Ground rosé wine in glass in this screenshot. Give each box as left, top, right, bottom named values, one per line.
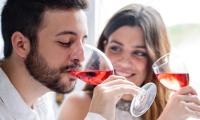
left=152, top=53, right=189, bottom=91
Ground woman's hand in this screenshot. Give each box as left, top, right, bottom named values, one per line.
left=158, top=86, right=200, bottom=120
left=88, top=75, right=140, bottom=120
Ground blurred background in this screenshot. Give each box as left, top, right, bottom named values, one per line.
left=0, top=0, right=200, bottom=119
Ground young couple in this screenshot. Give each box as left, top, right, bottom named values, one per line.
left=0, top=0, right=199, bottom=120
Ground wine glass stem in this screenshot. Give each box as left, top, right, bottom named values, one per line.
left=132, top=86, right=146, bottom=97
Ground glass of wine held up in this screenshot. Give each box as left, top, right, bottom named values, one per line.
left=70, top=44, right=157, bottom=117
left=152, top=52, right=189, bottom=91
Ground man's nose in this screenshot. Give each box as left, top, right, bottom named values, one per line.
left=70, top=45, right=84, bottom=62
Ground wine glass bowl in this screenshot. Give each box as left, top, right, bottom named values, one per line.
left=152, top=53, right=189, bottom=91
left=70, top=44, right=114, bottom=85
left=70, top=44, right=157, bottom=117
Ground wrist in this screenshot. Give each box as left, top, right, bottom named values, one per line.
left=85, top=112, right=107, bottom=120
left=89, top=110, right=115, bottom=120
left=89, top=101, right=116, bottom=120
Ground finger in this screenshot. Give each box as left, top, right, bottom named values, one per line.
left=102, top=78, right=136, bottom=87
left=101, top=75, right=126, bottom=83
left=185, top=105, right=200, bottom=119
left=177, top=86, right=197, bottom=95
left=104, top=84, right=140, bottom=97
left=181, top=95, right=200, bottom=105
left=185, top=102, right=200, bottom=112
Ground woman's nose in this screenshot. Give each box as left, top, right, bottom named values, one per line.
left=118, top=59, right=131, bottom=68
left=120, top=54, right=133, bottom=65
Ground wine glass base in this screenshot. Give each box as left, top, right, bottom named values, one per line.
left=130, top=82, right=157, bottom=117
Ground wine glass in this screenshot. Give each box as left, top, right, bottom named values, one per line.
left=152, top=52, right=189, bottom=91
left=70, top=44, right=157, bottom=117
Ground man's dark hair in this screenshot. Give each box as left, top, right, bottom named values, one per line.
left=1, top=0, right=88, bottom=58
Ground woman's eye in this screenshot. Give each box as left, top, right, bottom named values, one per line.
left=133, top=51, right=147, bottom=57
left=110, top=46, right=121, bottom=53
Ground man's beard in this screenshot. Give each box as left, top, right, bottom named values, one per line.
left=24, top=48, right=79, bottom=94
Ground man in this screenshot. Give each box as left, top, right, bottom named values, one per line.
left=0, top=0, right=138, bottom=120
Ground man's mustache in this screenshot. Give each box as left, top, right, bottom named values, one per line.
left=60, top=63, right=82, bottom=73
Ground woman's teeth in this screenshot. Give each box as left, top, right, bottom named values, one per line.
left=115, top=71, right=133, bottom=77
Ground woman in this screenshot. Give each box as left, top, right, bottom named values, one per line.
left=58, top=4, right=200, bottom=120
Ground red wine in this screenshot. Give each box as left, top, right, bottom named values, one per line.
left=156, top=73, right=189, bottom=91
left=70, top=70, right=113, bottom=85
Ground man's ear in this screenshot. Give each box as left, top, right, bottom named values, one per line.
left=11, top=32, right=30, bottom=58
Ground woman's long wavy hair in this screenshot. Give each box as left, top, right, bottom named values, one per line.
left=83, top=4, right=171, bottom=120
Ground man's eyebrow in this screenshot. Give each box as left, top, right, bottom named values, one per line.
left=56, top=30, right=88, bottom=39
left=56, top=31, right=77, bottom=36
